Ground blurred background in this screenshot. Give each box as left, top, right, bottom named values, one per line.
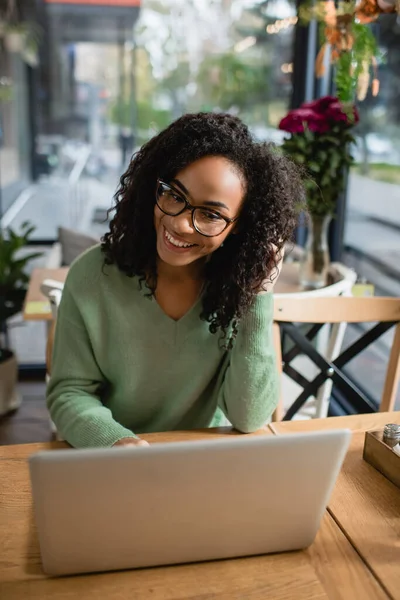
left=0, top=0, right=399, bottom=439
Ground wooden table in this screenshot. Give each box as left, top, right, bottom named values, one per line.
left=271, top=411, right=400, bottom=600
left=23, top=268, right=69, bottom=321
left=1, top=414, right=399, bottom=599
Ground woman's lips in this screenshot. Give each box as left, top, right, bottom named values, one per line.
left=162, top=226, right=196, bottom=253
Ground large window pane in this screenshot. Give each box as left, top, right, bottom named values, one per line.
left=8, top=0, right=297, bottom=366
left=346, top=14, right=400, bottom=297
left=343, top=13, right=400, bottom=410
left=7, top=0, right=297, bottom=244
left=135, top=0, right=296, bottom=146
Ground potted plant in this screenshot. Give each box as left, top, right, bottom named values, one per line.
left=279, top=96, right=358, bottom=288
left=3, top=21, right=40, bottom=63
left=0, top=222, right=42, bottom=416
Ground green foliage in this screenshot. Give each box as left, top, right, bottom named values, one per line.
left=352, top=162, right=400, bottom=185
left=336, top=24, right=381, bottom=103
left=0, top=222, right=42, bottom=326
left=109, top=99, right=171, bottom=133
left=136, top=101, right=171, bottom=132
left=352, top=22, right=381, bottom=64
left=196, top=52, right=268, bottom=111
left=298, top=0, right=382, bottom=103
left=335, top=52, right=355, bottom=104
left=282, top=127, right=355, bottom=217
left=109, top=99, right=134, bottom=129
left=3, top=20, right=42, bottom=67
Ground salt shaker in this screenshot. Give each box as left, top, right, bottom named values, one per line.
left=393, top=444, right=400, bottom=457
left=382, top=423, right=400, bottom=449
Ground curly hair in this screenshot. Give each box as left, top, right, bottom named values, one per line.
left=102, top=112, right=303, bottom=343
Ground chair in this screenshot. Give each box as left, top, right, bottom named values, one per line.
left=272, top=296, right=400, bottom=421
left=40, top=279, right=64, bottom=438
left=45, top=289, right=61, bottom=376
left=40, top=279, right=63, bottom=374
left=274, top=262, right=357, bottom=420
left=40, top=278, right=64, bottom=305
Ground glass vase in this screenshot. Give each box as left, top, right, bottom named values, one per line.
left=300, top=214, right=331, bottom=289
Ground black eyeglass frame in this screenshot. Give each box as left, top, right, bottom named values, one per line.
left=156, top=179, right=239, bottom=238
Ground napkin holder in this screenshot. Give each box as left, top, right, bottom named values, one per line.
left=363, top=430, right=400, bottom=489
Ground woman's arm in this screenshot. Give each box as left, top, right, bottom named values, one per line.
left=216, top=293, right=279, bottom=432
left=216, top=247, right=283, bottom=432
left=47, top=285, right=139, bottom=448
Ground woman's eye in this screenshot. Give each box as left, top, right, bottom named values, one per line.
left=202, top=210, right=223, bottom=221
left=161, top=186, right=184, bottom=203
left=171, top=193, right=185, bottom=203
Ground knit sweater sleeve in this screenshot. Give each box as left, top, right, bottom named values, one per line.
left=217, top=293, right=279, bottom=432
left=46, top=282, right=136, bottom=448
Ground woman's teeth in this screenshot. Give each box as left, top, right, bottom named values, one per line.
left=165, top=229, right=194, bottom=248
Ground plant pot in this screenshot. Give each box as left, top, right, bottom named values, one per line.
left=300, top=214, right=332, bottom=289
left=377, top=0, right=398, bottom=9
left=4, top=32, right=25, bottom=53
left=0, top=349, right=21, bottom=417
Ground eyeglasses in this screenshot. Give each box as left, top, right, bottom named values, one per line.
left=156, top=180, right=238, bottom=238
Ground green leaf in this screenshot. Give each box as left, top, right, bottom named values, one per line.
left=308, top=161, right=321, bottom=173
left=294, top=135, right=307, bottom=149
left=0, top=222, right=43, bottom=329
left=320, top=173, right=331, bottom=187
left=323, top=135, right=340, bottom=146
left=329, top=153, right=340, bottom=171
left=303, top=127, right=314, bottom=142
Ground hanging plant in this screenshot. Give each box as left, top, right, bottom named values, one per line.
left=4, top=24, right=26, bottom=53
left=356, top=0, right=400, bottom=22
left=2, top=21, right=41, bottom=65
left=0, top=0, right=41, bottom=68
left=299, top=0, right=398, bottom=103
left=21, top=33, right=40, bottom=67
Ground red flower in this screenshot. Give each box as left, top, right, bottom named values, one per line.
left=304, top=96, right=359, bottom=126
left=302, top=96, right=337, bottom=113
left=325, top=101, right=359, bottom=125
left=279, top=107, right=330, bottom=134
left=280, top=96, right=359, bottom=133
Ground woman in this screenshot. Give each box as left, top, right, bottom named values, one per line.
left=47, top=112, right=301, bottom=448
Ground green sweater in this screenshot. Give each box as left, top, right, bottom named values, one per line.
left=47, top=245, right=279, bottom=448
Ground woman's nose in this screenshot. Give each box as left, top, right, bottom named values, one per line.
left=170, top=210, right=195, bottom=234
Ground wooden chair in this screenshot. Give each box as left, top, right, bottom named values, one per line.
left=274, top=262, right=357, bottom=419
left=40, top=281, right=63, bottom=438
left=44, top=288, right=62, bottom=375
left=272, top=296, right=400, bottom=421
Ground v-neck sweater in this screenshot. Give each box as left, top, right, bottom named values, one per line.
left=47, top=245, right=279, bottom=448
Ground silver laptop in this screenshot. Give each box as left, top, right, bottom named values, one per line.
left=29, top=430, right=350, bottom=576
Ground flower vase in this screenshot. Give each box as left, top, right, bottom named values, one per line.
left=300, top=214, right=331, bottom=289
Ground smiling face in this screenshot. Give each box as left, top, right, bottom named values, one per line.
left=154, top=156, right=245, bottom=270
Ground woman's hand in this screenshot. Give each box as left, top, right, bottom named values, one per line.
left=112, top=437, right=150, bottom=447
left=258, top=245, right=285, bottom=294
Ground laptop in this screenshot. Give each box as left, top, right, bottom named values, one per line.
left=29, top=429, right=350, bottom=576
